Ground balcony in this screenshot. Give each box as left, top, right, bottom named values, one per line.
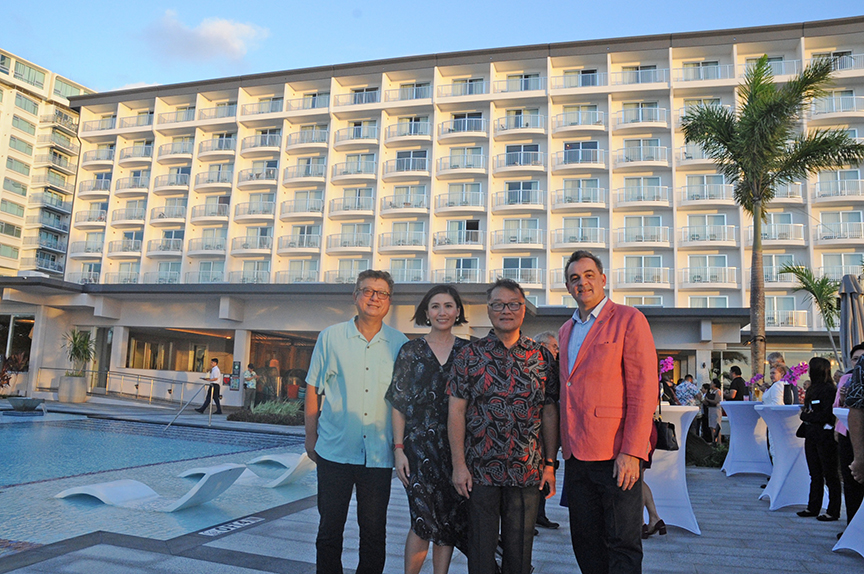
left=611, top=69, right=669, bottom=85
left=679, top=267, right=738, bottom=287
left=333, top=126, right=379, bottom=149
left=494, top=114, right=545, bottom=138
left=114, top=176, right=150, bottom=196
left=190, top=204, right=229, bottom=224
left=552, top=149, right=606, bottom=172
left=551, top=188, right=606, bottom=210
left=326, top=232, right=373, bottom=252
left=158, top=109, right=195, bottom=125
left=437, top=82, right=489, bottom=98
left=678, top=185, right=735, bottom=206
left=198, top=138, right=236, bottom=160
left=68, top=241, right=103, bottom=257
left=67, top=271, right=100, bottom=284
left=77, top=179, right=112, bottom=199
left=234, top=201, right=276, bottom=221
left=810, top=96, right=864, bottom=122
left=22, top=236, right=66, bottom=253
left=240, top=134, right=281, bottom=157
left=150, top=205, right=187, bottom=224
left=111, top=208, right=146, bottom=225
left=41, top=111, right=79, bottom=134
left=676, top=145, right=714, bottom=166
left=231, top=236, right=273, bottom=254
left=807, top=53, right=864, bottom=71
left=615, top=186, right=671, bottom=208
left=613, top=267, right=673, bottom=287
left=194, top=171, right=233, bottom=192
left=241, top=100, right=284, bottom=115
left=325, top=270, right=365, bottom=284
left=118, top=145, right=153, bottom=167
left=615, top=226, right=671, bottom=247
left=384, top=85, right=432, bottom=102
left=747, top=223, right=806, bottom=245
left=490, top=268, right=545, bottom=287
left=549, top=73, right=608, bottom=89
left=81, top=149, right=115, bottom=169
left=156, top=141, right=194, bottom=164
left=25, top=215, right=69, bottom=233
left=22, top=257, right=64, bottom=274
left=433, top=230, right=484, bottom=250
left=551, top=227, right=607, bottom=249
left=614, top=146, right=669, bottom=168
left=552, top=111, right=606, bottom=135
left=766, top=310, right=808, bottom=329
left=280, top=198, right=324, bottom=219
left=819, top=265, right=863, bottom=281
left=382, top=158, right=430, bottom=180
left=74, top=210, right=107, bottom=228
left=756, top=266, right=796, bottom=287
left=491, top=190, right=545, bottom=212
left=286, top=95, right=330, bottom=111
left=142, top=272, right=181, bottom=284
left=285, top=129, right=329, bottom=151
left=675, top=104, right=732, bottom=128
left=282, top=164, right=326, bottom=185
left=31, top=175, right=75, bottom=194
left=492, top=151, right=546, bottom=174
left=678, top=225, right=737, bottom=247
left=438, top=119, right=488, bottom=141
left=277, top=234, right=321, bottom=254
left=614, top=108, right=669, bottom=130
left=198, top=105, right=236, bottom=121
left=493, top=77, right=546, bottom=93
left=380, top=194, right=428, bottom=216
left=437, top=155, right=487, bottom=177
left=490, top=228, right=545, bottom=249
left=435, top=192, right=485, bottom=214
left=237, top=167, right=278, bottom=188
left=81, top=117, right=116, bottom=132
left=329, top=196, right=374, bottom=218
left=772, top=183, right=804, bottom=203
left=37, top=133, right=80, bottom=155
left=229, top=271, right=271, bottom=284
left=389, top=268, right=427, bottom=283
left=330, top=161, right=375, bottom=183
left=333, top=91, right=381, bottom=106
left=815, top=223, right=864, bottom=244
left=739, top=59, right=801, bottom=77
left=432, top=268, right=485, bottom=283
left=187, top=236, right=227, bottom=255
left=275, top=269, right=319, bottom=283
left=118, top=115, right=154, bottom=129
left=378, top=231, right=427, bottom=251
left=147, top=238, right=183, bottom=256
left=186, top=271, right=225, bottom=284
left=106, top=239, right=142, bottom=257
left=34, top=154, right=76, bottom=175
left=672, top=64, right=735, bottom=82
left=29, top=193, right=72, bottom=214
left=384, top=122, right=432, bottom=145
left=152, top=173, right=190, bottom=194
left=814, top=179, right=864, bottom=202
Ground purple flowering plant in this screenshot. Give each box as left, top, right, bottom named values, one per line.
left=658, top=356, right=674, bottom=382
left=782, top=362, right=809, bottom=387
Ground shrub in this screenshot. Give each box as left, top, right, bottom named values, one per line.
left=226, top=400, right=304, bottom=426
left=687, top=442, right=728, bottom=467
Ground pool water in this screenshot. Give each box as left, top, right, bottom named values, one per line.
left=0, top=417, right=301, bottom=487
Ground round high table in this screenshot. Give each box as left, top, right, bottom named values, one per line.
left=720, top=401, right=773, bottom=477
left=754, top=404, right=809, bottom=510
left=643, top=405, right=701, bottom=535
left=833, top=408, right=864, bottom=558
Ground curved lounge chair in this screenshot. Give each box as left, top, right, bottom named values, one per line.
left=182, top=453, right=315, bottom=488
left=55, top=463, right=245, bottom=512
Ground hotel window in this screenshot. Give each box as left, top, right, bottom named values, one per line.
left=288, top=259, right=318, bottom=277
left=562, top=104, right=600, bottom=126
left=399, top=82, right=430, bottom=100
left=623, top=139, right=660, bottom=161
left=623, top=215, right=662, bottom=241
left=766, top=296, right=797, bottom=327
left=622, top=65, right=656, bottom=84
left=623, top=177, right=661, bottom=200
left=686, top=174, right=725, bottom=198
left=503, top=218, right=539, bottom=243
left=341, top=222, right=372, bottom=244
left=563, top=69, right=599, bottom=87
left=14, top=93, right=38, bottom=115
left=746, top=56, right=784, bottom=75
left=813, top=50, right=854, bottom=71
left=392, top=221, right=424, bottom=244
left=562, top=217, right=599, bottom=242
left=822, top=253, right=864, bottom=279
left=452, top=78, right=485, bottom=96
left=815, top=90, right=855, bottom=114
left=0, top=200, right=24, bottom=218
left=393, top=184, right=426, bottom=203
left=690, top=296, right=728, bottom=308
left=563, top=141, right=599, bottom=162
left=0, top=244, right=19, bottom=259
left=0, top=222, right=21, bottom=239
left=622, top=101, right=659, bottom=123
left=505, top=180, right=539, bottom=204
left=390, top=258, right=424, bottom=282
left=8, top=136, right=33, bottom=156
left=349, top=119, right=376, bottom=139
left=821, top=211, right=863, bottom=238
left=352, top=87, right=379, bottom=105
left=625, top=296, right=663, bottom=307
left=0, top=54, right=10, bottom=74
left=506, top=73, right=541, bottom=91
left=682, top=61, right=720, bottom=81
left=397, top=116, right=428, bottom=135
left=817, top=169, right=859, bottom=197
left=395, top=150, right=427, bottom=170
left=54, top=78, right=81, bottom=98
left=763, top=253, right=794, bottom=282
left=302, top=92, right=329, bottom=109
left=242, top=259, right=270, bottom=274
left=452, top=112, right=483, bottom=132
left=13, top=61, right=45, bottom=88
left=687, top=255, right=727, bottom=280
left=337, top=258, right=369, bottom=277
left=624, top=255, right=663, bottom=283
left=445, top=257, right=479, bottom=282
left=11, top=115, right=35, bottom=136
left=686, top=214, right=726, bottom=239
left=5, top=158, right=30, bottom=177
left=446, top=219, right=481, bottom=243
left=562, top=178, right=600, bottom=202
left=505, top=144, right=540, bottom=165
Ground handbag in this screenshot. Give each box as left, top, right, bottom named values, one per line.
left=654, top=401, right=679, bottom=451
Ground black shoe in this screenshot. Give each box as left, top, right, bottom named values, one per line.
left=760, top=484, right=767, bottom=489
left=816, top=514, right=839, bottom=522
left=194, top=408, right=204, bottom=413
left=533, top=529, right=539, bottom=536
left=214, top=411, right=223, bottom=415
left=797, top=510, right=818, bottom=517
left=536, top=516, right=560, bottom=529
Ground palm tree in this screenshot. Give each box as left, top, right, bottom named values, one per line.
left=682, top=55, right=864, bottom=376
left=779, top=263, right=840, bottom=365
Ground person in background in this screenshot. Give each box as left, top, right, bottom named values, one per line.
left=532, top=330, right=561, bottom=531
left=726, top=366, right=747, bottom=401
left=797, top=357, right=841, bottom=522
left=242, top=363, right=258, bottom=410
left=833, top=343, right=864, bottom=536
left=705, top=379, right=724, bottom=444
left=761, top=364, right=789, bottom=406
left=699, top=383, right=712, bottom=441
left=675, top=374, right=700, bottom=407
left=195, top=358, right=222, bottom=414
left=661, top=374, right=679, bottom=405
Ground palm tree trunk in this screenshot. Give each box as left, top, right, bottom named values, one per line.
left=824, top=325, right=841, bottom=367
left=750, top=198, right=766, bottom=375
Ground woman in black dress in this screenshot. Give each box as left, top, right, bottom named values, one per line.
left=386, top=285, right=469, bottom=574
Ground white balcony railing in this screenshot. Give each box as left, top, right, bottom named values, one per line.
left=549, top=73, right=608, bottom=89
left=433, top=230, right=484, bottom=247
left=118, top=145, right=152, bottom=160
left=107, top=239, right=141, bottom=253
left=147, top=239, right=183, bottom=253
left=286, top=94, right=329, bottom=110
left=435, top=192, right=485, bottom=209
left=68, top=272, right=100, bottom=284
left=616, top=186, right=670, bottom=204
left=491, top=190, right=545, bottom=208
left=490, top=268, right=545, bottom=285
left=142, top=272, right=181, bottom=284
left=327, top=232, right=373, bottom=249
left=285, top=164, right=327, bottom=179
left=491, top=228, right=545, bottom=246
left=552, top=227, right=607, bottom=245
left=81, top=149, right=115, bottom=163
left=334, top=126, right=378, bottom=143
left=381, top=194, right=428, bottom=210
left=330, top=197, right=374, bottom=213
left=616, top=226, right=671, bottom=243
left=432, top=268, right=485, bottom=283
left=493, top=152, right=546, bottom=169
left=198, top=105, right=236, bottom=120
left=389, top=268, right=426, bottom=283
left=493, top=77, right=546, bottom=93
left=553, top=149, right=605, bottom=167
left=438, top=155, right=487, bottom=171
left=331, top=161, right=376, bottom=177
left=439, top=118, right=488, bottom=135
left=278, top=234, right=321, bottom=249
left=679, top=225, right=737, bottom=242
left=552, top=110, right=605, bottom=129
left=195, top=171, right=233, bottom=186
left=281, top=198, right=324, bottom=215
left=241, top=134, right=281, bottom=150
left=286, top=130, right=328, bottom=146
left=229, top=271, right=271, bottom=284
left=190, top=204, right=229, bottom=219
left=383, top=158, right=429, bottom=174
left=379, top=232, right=426, bottom=248
left=186, top=271, right=225, bottom=284
left=69, top=241, right=103, bottom=254
left=157, top=142, right=194, bottom=157
left=235, top=202, right=276, bottom=217
left=237, top=167, right=278, bottom=183
left=150, top=205, right=186, bottom=220
left=815, top=179, right=864, bottom=199
left=680, top=185, right=733, bottom=202
left=275, top=269, right=319, bottom=283
left=616, top=107, right=668, bottom=126
left=104, top=272, right=139, bottom=284
left=816, top=222, right=864, bottom=240
left=672, top=64, right=735, bottom=82
left=747, top=224, right=806, bottom=242
left=111, top=208, right=146, bottom=222
left=495, top=114, right=545, bottom=133
left=740, top=59, right=802, bottom=76
left=385, top=122, right=432, bottom=139
left=384, top=85, right=431, bottom=101
left=612, top=68, right=669, bottom=85
left=437, top=81, right=489, bottom=97
left=679, top=267, right=737, bottom=284
left=198, top=138, right=236, bottom=153
left=158, top=109, right=195, bottom=124
left=552, top=188, right=606, bottom=206
left=819, top=265, right=863, bottom=281
left=188, top=237, right=227, bottom=251
left=241, top=100, right=283, bottom=115
left=614, top=267, right=672, bottom=284
left=766, top=310, right=808, bottom=328
left=153, top=174, right=190, bottom=189
left=231, top=236, right=273, bottom=250
left=75, top=210, right=106, bottom=223
left=615, top=146, right=668, bottom=164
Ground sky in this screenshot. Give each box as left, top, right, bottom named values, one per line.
left=4, top=0, right=864, bottom=93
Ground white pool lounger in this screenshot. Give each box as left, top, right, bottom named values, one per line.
left=55, top=463, right=246, bottom=512
left=181, top=453, right=315, bottom=488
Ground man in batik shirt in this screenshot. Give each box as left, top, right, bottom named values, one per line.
left=448, top=278, right=559, bottom=574
left=848, top=359, right=864, bottom=485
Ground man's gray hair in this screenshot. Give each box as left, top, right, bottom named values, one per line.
left=355, top=270, right=394, bottom=294
left=533, top=331, right=557, bottom=345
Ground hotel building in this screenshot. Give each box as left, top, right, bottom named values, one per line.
left=2, top=16, right=862, bottom=404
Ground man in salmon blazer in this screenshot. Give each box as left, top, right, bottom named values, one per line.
left=558, top=250, right=658, bottom=574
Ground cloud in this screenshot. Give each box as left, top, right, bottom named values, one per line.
left=144, top=10, right=269, bottom=62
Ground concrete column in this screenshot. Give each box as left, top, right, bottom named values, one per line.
left=227, top=330, right=251, bottom=407
left=696, top=348, right=712, bottom=387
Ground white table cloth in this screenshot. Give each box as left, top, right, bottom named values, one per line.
left=644, top=405, right=701, bottom=535
left=754, top=404, right=809, bottom=510
left=833, top=408, right=864, bottom=558
left=721, top=401, right=773, bottom=477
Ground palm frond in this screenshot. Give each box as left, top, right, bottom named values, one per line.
left=779, top=263, right=840, bottom=328
left=773, top=131, right=864, bottom=184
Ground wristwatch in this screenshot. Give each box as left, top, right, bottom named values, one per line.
left=545, top=458, right=557, bottom=469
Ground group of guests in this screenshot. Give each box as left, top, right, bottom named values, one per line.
left=660, top=373, right=724, bottom=444
left=304, top=250, right=658, bottom=574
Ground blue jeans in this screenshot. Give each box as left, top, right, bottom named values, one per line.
left=315, top=456, right=392, bottom=574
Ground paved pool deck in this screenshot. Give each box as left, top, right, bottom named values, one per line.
left=1, top=398, right=862, bottom=573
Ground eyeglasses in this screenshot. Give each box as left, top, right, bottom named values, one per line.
left=488, top=302, right=524, bottom=312
left=356, top=287, right=391, bottom=300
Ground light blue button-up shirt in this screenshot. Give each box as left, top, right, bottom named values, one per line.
left=306, top=317, right=408, bottom=468
left=567, top=296, right=608, bottom=375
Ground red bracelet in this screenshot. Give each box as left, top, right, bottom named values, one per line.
left=394, top=443, right=404, bottom=450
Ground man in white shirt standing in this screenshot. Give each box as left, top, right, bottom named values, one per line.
left=196, top=358, right=223, bottom=414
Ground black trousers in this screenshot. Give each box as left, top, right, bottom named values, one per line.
left=700, top=407, right=711, bottom=442
left=804, top=427, right=842, bottom=518
left=565, top=458, right=643, bottom=574
left=198, top=383, right=221, bottom=412
left=315, top=456, right=392, bottom=574
left=839, top=432, right=864, bottom=524
left=467, top=484, right=540, bottom=574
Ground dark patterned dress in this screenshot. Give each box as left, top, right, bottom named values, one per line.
left=385, top=337, right=469, bottom=547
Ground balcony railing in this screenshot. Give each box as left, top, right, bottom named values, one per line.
left=142, top=272, right=181, bottom=284
left=75, top=210, right=106, bottom=223
left=439, top=118, right=488, bottom=135
left=616, top=226, right=671, bottom=243
left=23, top=236, right=66, bottom=251
left=748, top=223, right=806, bottom=241
left=381, top=194, right=428, bottom=210
left=191, top=203, right=228, bottom=219
left=157, top=141, right=194, bottom=157
left=158, top=109, right=195, bottom=124
left=186, top=271, right=225, bottom=284
left=82, top=149, right=115, bottom=163
left=231, top=236, right=273, bottom=250
left=491, top=268, right=545, bottom=285
left=229, top=271, right=271, bottom=284
left=119, top=145, right=153, bottom=160
left=819, top=265, right=863, bottom=281
left=493, top=151, right=545, bottom=169
left=24, top=258, right=64, bottom=273
left=237, top=167, right=278, bottom=183
left=760, top=266, right=795, bottom=283
left=79, top=179, right=112, bottom=193
left=37, top=134, right=80, bottom=154
left=35, top=154, right=75, bottom=171
left=433, top=230, right=483, bottom=247
left=153, top=174, right=190, bottom=188
left=616, top=186, right=670, bottom=204
left=330, top=197, right=374, bottom=213
left=41, top=111, right=79, bottom=132
left=195, top=171, right=233, bottom=186
left=187, top=237, right=227, bottom=251
left=740, top=60, right=802, bottom=76
left=327, top=232, right=373, bottom=249
left=198, top=138, right=236, bottom=153
left=491, top=189, right=545, bottom=208
left=67, top=272, right=100, bottom=284
left=766, top=310, right=808, bottom=328
left=615, top=146, right=668, bottom=164
left=107, top=239, right=142, bottom=253
left=331, top=161, right=375, bottom=177
left=325, top=269, right=367, bottom=284
left=774, top=183, right=803, bottom=200
left=549, top=73, right=608, bottom=89
left=111, top=208, right=146, bottom=222
left=432, top=268, right=484, bottom=283
left=379, top=232, right=426, bottom=248
left=115, top=176, right=150, bottom=191
left=275, top=269, right=319, bottom=283
left=235, top=202, right=276, bottom=216
left=437, top=82, right=489, bottom=97
left=384, top=85, right=431, bottom=101
left=285, top=164, right=327, bottom=179
left=672, top=64, right=734, bottom=82
left=147, top=239, right=183, bottom=252
left=491, top=228, right=545, bottom=246
left=151, top=205, right=187, bottom=219
left=552, top=188, right=606, bottom=206
left=815, top=179, right=864, bottom=199
left=614, top=267, right=672, bottom=284
left=679, top=225, right=737, bottom=242
left=118, top=115, right=154, bottom=128
left=436, top=192, right=485, bottom=209
left=334, top=91, right=381, bottom=106
left=616, top=108, right=668, bottom=126
left=385, top=122, right=432, bottom=139
left=612, top=68, right=669, bottom=85
left=677, top=145, right=710, bottom=162
left=286, top=130, right=328, bottom=146
left=280, top=198, right=324, bottom=215
left=388, top=268, right=426, bottom=283
left=334, top=126, right=378, bottom=143
left=286, top=95, right=329, bottom=110
left=241, top=100, right=284, bottom=115
left=553, top=149, right=605, bottom=167
left=241, top=134, right=282, bottom=150
left=198, top=105, right=236, bottom=120
left=278, top=234, right=321, bottom=249
left=552, top=111, right=605, bottom=129
left=26, top=215, right=69, bottom=232
left=680, top=184, right=733, bottom=202
left=82, top=117, right=116, bottom=131
left=495, top=114, right=545, bottom=132
left=438, top=155, right=486, bottom=171
left=384, top=158, right=429, bottom=174
left=808, top=54, right=864, bottom=71
left=29, top=193, right=72, bottom=212
left=552, top=227, right=607, bottom=245
left=817, top=222, right=864, bottom=240
left=69, top=241, right=103, bottom=254
left=493, top=77, right=546, bottom=92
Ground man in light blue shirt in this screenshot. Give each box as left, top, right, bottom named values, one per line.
left=305, top=269, right=408, bottom=574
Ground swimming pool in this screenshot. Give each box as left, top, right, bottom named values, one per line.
left=0, top=416, right=302, bottom=487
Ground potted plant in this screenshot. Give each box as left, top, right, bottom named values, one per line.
left=57, top=329, right=95, bottom=403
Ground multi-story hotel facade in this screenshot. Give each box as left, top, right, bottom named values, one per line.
left=2, top=16, right=862, bottom=403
